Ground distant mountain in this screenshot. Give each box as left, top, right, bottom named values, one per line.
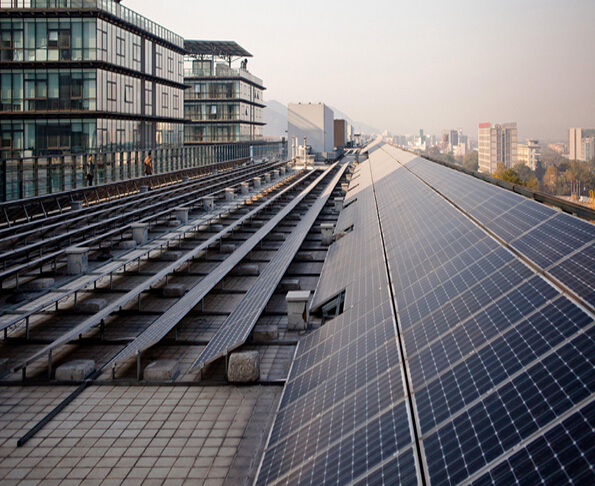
left=263, top=100, right=380, bottom=139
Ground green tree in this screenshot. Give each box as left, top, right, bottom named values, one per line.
left=494, top=162, right=523, bottom=184
left=544, top=165, right=558, bottom=193
left=462, top=152, right=479, bottom=172
left=526, top=175, right=540, bottom=191
left=513, top=162, right=535, bottom=184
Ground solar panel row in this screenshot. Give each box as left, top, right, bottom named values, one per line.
left=255, top=143, right=595, bottom=486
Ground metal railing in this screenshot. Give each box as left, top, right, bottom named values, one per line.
left=0, top=141, right=286, bottom=202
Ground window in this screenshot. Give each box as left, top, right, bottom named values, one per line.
left=125, top=84, right=133, bottom=103
left=173, top=94, right=178, bottom=110
left=133, top=41, right=141, bottom=62
left=156, top=51, right=162, bottom=70
left=161, top=92, right=168, bottom=109
left=107, top=80, right=116, bottom=101
left=167, top=56, right=173, bottom=74
left=116, top=35, right=125, bottom=58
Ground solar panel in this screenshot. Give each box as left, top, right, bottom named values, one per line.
left=188, top=162, right=349, bottom=371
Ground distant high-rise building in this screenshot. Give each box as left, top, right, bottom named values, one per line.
left=478, top=122, right=518, bottom=174
left=569, top=128, right=595, bottom=161
left=517, top=139, right=541, bottom=170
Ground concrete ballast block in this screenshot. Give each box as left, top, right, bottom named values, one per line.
left=163, top=283, right=186, bottom=297
left=253, top=177, right=261, bottom=188
left=225, top=188, right=235, bottom=201
left=167, top=219, right=180, bottom=227
left=159, top=251, right=183, bottom=261
left=220, top=244, right=235, bottom=253
left=252, top=325, right=278, bottom=342
left=203, top=197, right=214, bottom=211
left=280, top=279, right=300, bottom=291
left=25, top=278, right=55, bottom=291
left=144, top=360, right=180, bottom=381
left=55, top=360, right=95, bottom=381
left=66, top=247, right=89, bottom=275
left=120, top=240, right=137, bottom=249
left=175, top=207, right=189, bottom=224
left=71, top=201, right=83, bottom=211
left=236, top=264, right=260, bottom=276
left=227, top=351, right=260, bottom=383
left=139, top=185, right=150, bottom=194
left=321, top=223, right=334, bottom=246
left=334, top=197, right=344, bottom=212
left=286, top=290, right=311, bottom=331
left=241, top=182, right=250, bottom=195
left=264, top=173, right=271, bottom=183
left=131, top=223, right=149, bottom=245
left=182, top=175, right=190, bottom=183
left=78, top=299, right=107, bottom=313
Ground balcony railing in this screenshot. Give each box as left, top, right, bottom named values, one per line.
left=0, top=0, right=184, bottom=49
left=183, top=67, right=263, bottom=86
left=0, top=140, right=286, bottom=201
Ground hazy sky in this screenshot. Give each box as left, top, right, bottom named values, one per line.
left=126, top=0, right=594, bottom=141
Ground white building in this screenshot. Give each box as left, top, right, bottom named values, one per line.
left=287, top=103, right=334, bottom=155
left=478, top=122, right=518, bottom=174
left=517, top=140, right=541, bottom=170
left=569, top=128, right=595, bottom=161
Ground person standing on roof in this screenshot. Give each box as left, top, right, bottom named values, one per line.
left=144, top=151, right=153, bottom=176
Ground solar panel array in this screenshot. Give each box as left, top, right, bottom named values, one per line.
left=255, top=143, right=595, bottom=485
left=255, top=145, right=422, bottom=486
left=188, top=162, right=349, bottom=371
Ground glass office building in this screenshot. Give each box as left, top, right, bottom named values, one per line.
left=184, top=41, right=265, bottom=145
left=0, top=0, right=186, bottom=158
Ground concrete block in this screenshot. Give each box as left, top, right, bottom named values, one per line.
left=241, top=182, right=250, bottom=195
left=235, top=264, right=260, bottom=276
left=175, top=207, right=190, bottom=224
left=225, top=188, right=235, bottom=201
left=220, top=244, right=235, bottom=253
left=264, top=173, right=271, bottom=183
left=131, top=223, right=149, bottom=245
left=341, top=183, right=349, bottom=194
left=144, top=360, right=179, bottom=381
left=213, top=168, right=218, bottom=175
left=272, top=170, right=279, bottom=179
left=321, top=223, right=335, bottom=246
left=159, top=251, right=182, bottom=261
left=139, top=185, right=150, bottom=194
left=210, top=224, right=224, bottom=232
left=78, top=299, right=107, bottom=313
left=280, top=167, right=286, bottom=176
left=280, top=279, right=300, bottom=291
left=286, top=290, right=310, bottom=331
left=167, top=219, right=180, bottom=227
left=120, top=240, right=137, bottom=249
left=25, top=278, right=55, bottom=291
left=203, top=197, right=214, bottom=211
left=346, top=173, right=352, bottom=181
left=334, top=197, right=344, bottom=212
left=71, top=201, right=83, bottom=211
left=252, top=325, right=278, bottom=342
left=253, top=177, right=261, bottom=188
left=269, top=233, right=286, bottom=241
left=163, top=283, right=186, bottom=298
left=55, top=360, right=95, bottom=381
left=227, top=351, right=260, bottom=383
left=182, top=176, right=190, bottom=183
left=66, top=247, right=89, bottom=275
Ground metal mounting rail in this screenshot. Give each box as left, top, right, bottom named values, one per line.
left=103, top=166, right=336, bottom=373
left=189, top=161, right=349, bottom=372
left=12, top=168, right=317, bottom=375
left=0, top=160, right=290, bottom=288
left=0, top=169, right=300, bottom=332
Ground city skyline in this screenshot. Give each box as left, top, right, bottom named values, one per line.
left=125, top=0, right=595, bottom=142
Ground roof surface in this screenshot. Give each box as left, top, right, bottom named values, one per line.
left=184, top=40, right=252, bottom=58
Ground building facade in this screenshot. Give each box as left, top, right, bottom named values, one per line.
left=478, top=122, right=518, bottom=174
left=183, top=41, right=265, bottom=145
left=0, top=0, right=186, bottom=158
left=517, top=139, right=541, bottom=170
left=287, top=102, right=334, bottom=155
left=569, top=128, right=595, bottom=162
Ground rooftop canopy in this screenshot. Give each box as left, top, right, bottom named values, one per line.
left=184, top=40, right=252, bottom=61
